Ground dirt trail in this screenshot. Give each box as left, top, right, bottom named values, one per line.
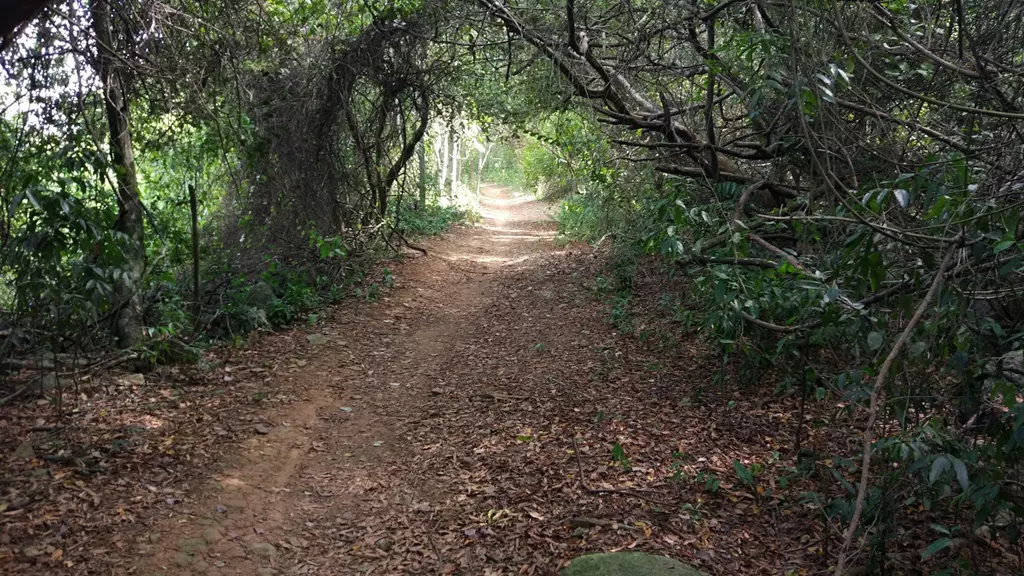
left=2, top=185, right=919, bottom=575
left=142, top=186, right=563, bottom=575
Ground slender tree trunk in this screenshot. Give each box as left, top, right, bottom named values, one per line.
left=91, top=0, right=145, bottom=349
left=418, top=138, right=426, bottom=210
left=189, top=183, right=201, bottom=313
left=380, top=90, right=430, bottom=211
left=476, top=142, right=493, bottom=196
left=450, top=135, right=459, bottom=196
left=438, top=127, right=449, bottom=192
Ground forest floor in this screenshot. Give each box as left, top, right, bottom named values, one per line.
left=1, top=185, right=844, bottom=576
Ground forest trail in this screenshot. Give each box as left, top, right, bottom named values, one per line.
left=141, top=184, right=574, bottom=575
left=122, top=182, right=808, bottom=576
left=4, top=185, right=820, bottom=576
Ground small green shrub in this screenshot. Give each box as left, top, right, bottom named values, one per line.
left=398, top=202, right=474, bottom=236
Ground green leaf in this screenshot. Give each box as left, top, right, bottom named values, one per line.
left=994, top=239, right=1016, bottom=254
left=611, top=443, right=631, bottom=471
left=921, top=537, right=952, bottom=560
left=951, top=457, right=969, bottom=492
left=733, top=460, right=755, bottom=487
left=867, top=331, right=884, bottom=351
left=929, top=455, right=950, bottom=484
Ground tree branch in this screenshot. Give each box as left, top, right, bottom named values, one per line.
left=835, top=235, right=963, bottom=575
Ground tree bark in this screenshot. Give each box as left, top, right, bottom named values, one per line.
left=476, top=142, right=493, bottom=196
left=438, top=126, right=450, bottom=192
left=379, top=90, right=431, bottom=215
left=418, top=138, right=426, bottom=210
left=189, top=183, right=201, bottom=313
left=91, top=0, right=145, bottom=349
left=450, top=135, right=460, bottom=196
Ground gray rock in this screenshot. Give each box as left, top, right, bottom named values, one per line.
left=38, top=373, right=67, bottom=391
left=201, top=527, right=223, bottom=544
left=13, top=442, right=35, bottom=460
left=306, top=333, right=329, bottom=346
left=122, top=373, right=146, bottom=386
left=173, top=551, right=195, bottom=567
left=375, top=537, right=394, bottom=551
left=561, top=552, right=705, bottom=576
left=246, top=282, right=278, bottom=312
left=985, top=350, right=1024, bottom=387
left=178, top=537, right=207, bottom=553
left=249, top=542, right=277, bottom=558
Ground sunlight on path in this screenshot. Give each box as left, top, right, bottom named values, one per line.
left=442, top=184, right=557, bottom=266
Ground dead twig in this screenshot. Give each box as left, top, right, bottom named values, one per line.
left=560, top=516, right=643, bottom=534
left=570, top=436, right=671, bottom=507
left=426, top=515, right=445, bottom=576
left=0, top=384, right=28, bottom=406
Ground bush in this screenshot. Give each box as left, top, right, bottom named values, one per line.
left=398, top=201, right=475, bottom=236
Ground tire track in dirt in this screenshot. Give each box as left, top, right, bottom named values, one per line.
left=139, top=186, right=556, bottom=576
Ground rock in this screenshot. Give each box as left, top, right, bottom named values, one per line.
left=560, top=552, right=705, bottom=576
left=249, top=542, right=277, bottom=558
left=256, top=569, right=277, bottom=576
left=374, top=537, right=394, bottom=552
left=306, top=333, right=328, bottom=346
left=178, top=537, right=207, bottom=553
left=123, top=373, right=146, bottom=386
left=340, top=407, right=353, bottom=413
left=13, top=442, right=35, bottom=460
left=246, top=282, right=278, bottom=312
left=37, top=373, right=67, bottom=391
left=173, top=551, right=195, bottom=567
left=254, top=424, right=270, bottom=435
left=22, top=546, right=43, bottom=558
left=202, top=527, right=223, bottom=544
left=985, top=350, right=1024, bottom=387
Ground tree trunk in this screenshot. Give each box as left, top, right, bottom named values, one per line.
left=418, top=138, right=426, bottom=210
left=380, top=89, right=431, bottom=214
left=91, top=0, right=145, bottom=349
left=438, top=127, right=449, bottom=192
left=476, top=142, right=493, bottom=196
left=450, top=135, right=460, bottom=196
left=189, top=183, right=201, bottom=313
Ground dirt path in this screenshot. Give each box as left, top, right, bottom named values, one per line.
left=141, top=186, right=571, bottom=575
left=3, top=185, right=840, bottom=575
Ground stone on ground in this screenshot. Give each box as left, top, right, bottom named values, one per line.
left=561, top=552, right=704, bottom=576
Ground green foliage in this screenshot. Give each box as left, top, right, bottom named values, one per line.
left=398, top=201, right=475, bottom=236
left=696, top=471, right=721, bottom=493
left=610, top=442, right=631, bottom=472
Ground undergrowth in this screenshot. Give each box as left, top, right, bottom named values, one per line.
left=140, top=197, right=473, bottom=360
